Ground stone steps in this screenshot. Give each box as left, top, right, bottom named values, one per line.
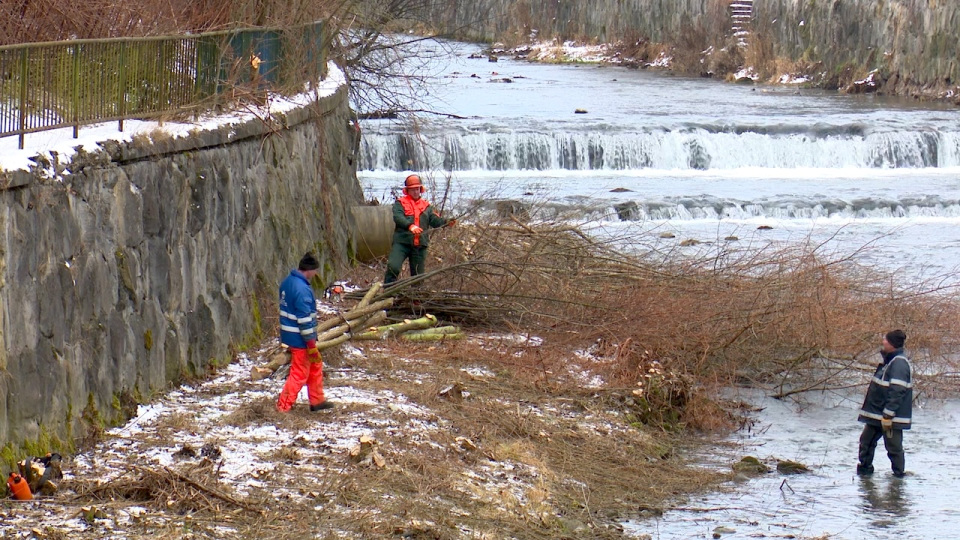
left=729, top=0, right=753, bottom=47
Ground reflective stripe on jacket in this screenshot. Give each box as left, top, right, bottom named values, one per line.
left=279, top=269, right=317, bottom=348
left=858, top=348, right=913, bottom=429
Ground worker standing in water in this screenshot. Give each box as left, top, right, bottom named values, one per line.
left=384, top=174, right=455, bottom=284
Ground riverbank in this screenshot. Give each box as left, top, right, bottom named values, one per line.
left=417, top=0, right=960, bottom=104
left=482, top=38, right=915, bottom=100
left=0, top=306, right=728, bottom=539
left=5, top=219, right=960, bottom=538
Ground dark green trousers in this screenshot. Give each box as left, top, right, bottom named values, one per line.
left=384, top=243, right=427, bottom=284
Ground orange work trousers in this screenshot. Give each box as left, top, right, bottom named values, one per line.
left=276, top=347, right=325, bottom=412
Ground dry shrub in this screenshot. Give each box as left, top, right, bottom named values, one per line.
left=0, top=0, right=348, bottom=44
left=154, top=411, right=199, bottom=434
left=743, top=25, right=821, bottom=84
left=607, top=30, right=666, bottom=68
left=379, top=221, right=960, bottom=422
left=222, top=396, right=281, bottom=426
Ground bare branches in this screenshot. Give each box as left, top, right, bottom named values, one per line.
left=352, top=220, right=960, bottom=405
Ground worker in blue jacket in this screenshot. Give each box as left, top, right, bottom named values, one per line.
left=276, top=252, right=334, bottom=412
left=857, top=329, right=912, bottom=477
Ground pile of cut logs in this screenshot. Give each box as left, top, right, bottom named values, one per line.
left=251, top=282, right=463, bottom=380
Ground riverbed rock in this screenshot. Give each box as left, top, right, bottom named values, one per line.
left=776, top=459, right=811, bottom=475
left=493, top=199, right=530, bottom=221
left=712, top=525, right=736, bottom=537
left=614, top=201, right=639, bottom=221
left=732, top=456, right=769, bottom=475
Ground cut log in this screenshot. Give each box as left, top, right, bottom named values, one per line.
left=316, top=310, right=388, bottom=343
left=400, top=326, right=464, bottom=342
left=402, top=325, right=462, bottom=336
left=353, top=314, right=438, bottom=340
left=357, top=282, right=382, bottom=308
left=315, top=298, right=394, bottom=334
left=251, top=347, right=290, bottom=381
left=401, top=331, right=464, bottom=342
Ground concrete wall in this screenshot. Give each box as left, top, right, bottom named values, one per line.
left=425, top=0, right=960, bottom=99
left=0, top=85, right=362, bottom=455
left=755, top=0, right=960, bottom=96
left=429, top=0, right=728, bottom=44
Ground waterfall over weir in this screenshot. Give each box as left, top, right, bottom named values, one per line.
left=360, top=128, right=960, bottom=171
left=358, top=39, right=960, bottom=285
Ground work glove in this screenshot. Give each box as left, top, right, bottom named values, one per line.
left=447, top=219, right=457, bottom=227
left=409, top=225, right=423, bottom=234
left=881, top=416, right=893, bottom=435
left=306, top=340, right=321, bottom=363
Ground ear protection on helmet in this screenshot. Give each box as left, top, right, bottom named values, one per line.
left=403, top=174, right=426, bottom=193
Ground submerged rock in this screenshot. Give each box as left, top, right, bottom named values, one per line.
left=614, top=201, right=639, bottom=221
left=712, top=525, right=737, bottom=537
left=732, top=456, right=770, bottom=474
left=776, top=459, right=811, bottom=475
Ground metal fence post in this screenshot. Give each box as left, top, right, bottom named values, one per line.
left=18, top=48, right=27, bottom=150
left=72, top=44, right=80, bottom=140
left=119, top=42, right=126, bottom=132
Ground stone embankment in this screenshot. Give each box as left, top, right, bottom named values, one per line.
left=421, top=0, right=960, bottom=101
left=0, top=80, right=363, bottom=457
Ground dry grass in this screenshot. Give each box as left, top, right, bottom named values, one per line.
left=28, top=306, right=738, bottom=539
left=309, top=338, right=726, bottom=538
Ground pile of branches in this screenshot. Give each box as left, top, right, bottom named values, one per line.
left=69, top=464, right=260, bottom=515
left=349, top=220, right=960, bottom=399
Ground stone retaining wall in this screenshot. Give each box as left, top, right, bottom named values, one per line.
left=0, top=85, right=362, bottom=456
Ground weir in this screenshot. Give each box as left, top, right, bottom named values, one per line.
left=360, top=129, right=960, bottom=171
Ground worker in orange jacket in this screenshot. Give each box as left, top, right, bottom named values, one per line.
left=384, top=174, right=454, bottom=284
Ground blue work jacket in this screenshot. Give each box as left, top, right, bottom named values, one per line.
left=279, top=270, right=317, bottom=348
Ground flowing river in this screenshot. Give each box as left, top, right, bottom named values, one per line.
left=356, top=40, right=960, bottom=538
left=358, top=40, right=960, bottom=284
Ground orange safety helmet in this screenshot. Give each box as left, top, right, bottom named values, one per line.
left=403, top=174, right=426, bottom=193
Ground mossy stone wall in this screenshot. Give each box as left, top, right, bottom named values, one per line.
left=0, top=85, right=362, bottom=457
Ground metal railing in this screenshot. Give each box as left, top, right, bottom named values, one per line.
left=0, top=22, right=326, bottom=149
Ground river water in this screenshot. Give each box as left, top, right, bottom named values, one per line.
left=356, top=41, right=960, bottom=538
left=629, top=389, right=960, bottom=539
left=358, top=40, right=960, bottom=284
